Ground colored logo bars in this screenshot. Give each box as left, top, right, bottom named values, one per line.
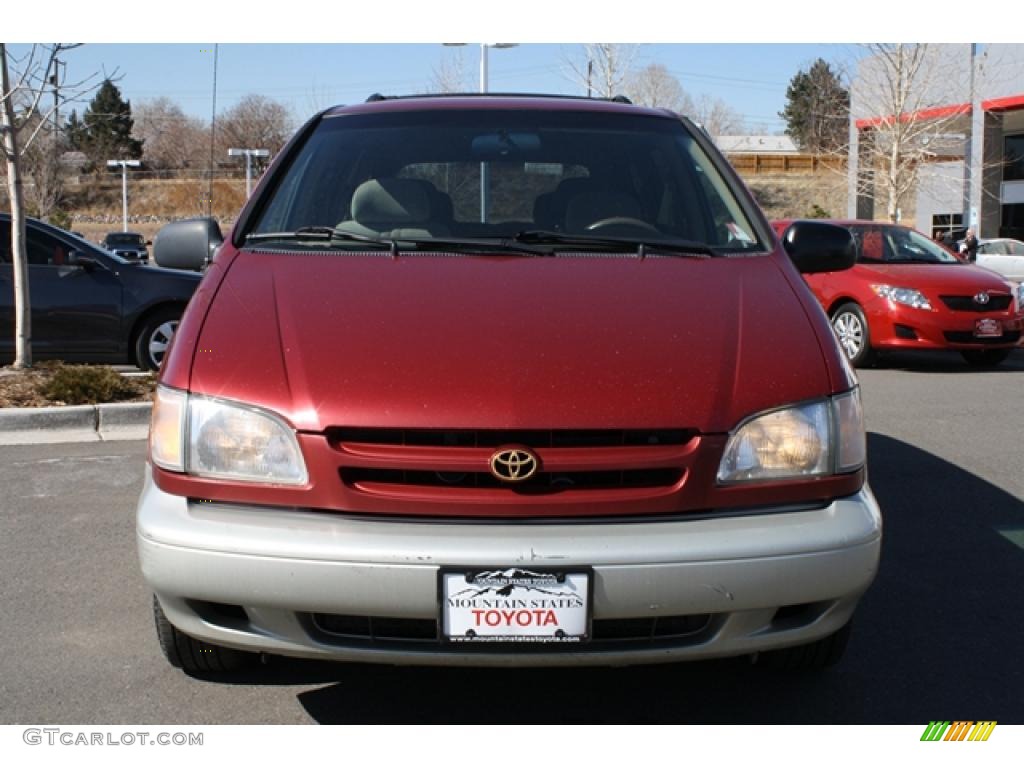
left=920, top=721, right=997, bottom=742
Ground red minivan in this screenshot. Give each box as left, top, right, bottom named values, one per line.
left=138, top=95, right=881, bottom=675
left=773, top=219, right=1024, bottom=367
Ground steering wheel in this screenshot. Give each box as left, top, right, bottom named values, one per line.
left=585, top=217, right=661, bottom=235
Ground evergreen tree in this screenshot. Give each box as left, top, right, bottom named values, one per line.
left=72, top=79, right=143, bottom=170
left=780, top=59, right=849, bottom=154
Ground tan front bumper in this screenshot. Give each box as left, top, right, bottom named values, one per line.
left=137, top=471, right=882, bottom=666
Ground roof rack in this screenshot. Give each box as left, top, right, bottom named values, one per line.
left=364, top=92, right=633, bottom=105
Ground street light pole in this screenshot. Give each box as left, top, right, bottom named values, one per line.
left=107, top=159, right=141, bottom=232
left=228, top=148, right=270, bottom=197
left=445, top=43, right=518, bottom=221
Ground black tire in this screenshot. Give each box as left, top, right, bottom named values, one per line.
left=830, top=302, right=876, bottom=367
left=755, top=621, right=852, bottom=671
left=133, top=307, right=182, bottom=371
left=961, top=348, right=1012, bottom=367
left=153, top=596, right=254, bottom=676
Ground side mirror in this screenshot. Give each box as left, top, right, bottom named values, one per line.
left=153, top=217, right=223, bottom=271
left=68, top=251, right=100, bottom=271
left=781, top=221, right=857, bottom=274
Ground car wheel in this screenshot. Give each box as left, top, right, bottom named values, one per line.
left=960, top=349, right=1012, bottom=367
left=831, top=302, right=876, bottom=367
left=153, top=596, right=254, bottom=676
left=134, top=308, right=181, bottom=371
left=754, top=621, right=852, bottom=671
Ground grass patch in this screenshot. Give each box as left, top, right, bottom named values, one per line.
left=0, top=363, right=155, bottom=407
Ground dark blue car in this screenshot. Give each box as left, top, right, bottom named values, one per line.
left=1, top=215, right=203, bottom=370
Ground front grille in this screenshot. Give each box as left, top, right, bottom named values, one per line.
left=331, top=427, right=698, bottom=505
left=310, top=612, right=713, bottom=648
left=943, top=330, right=1021, bottom=344
left=940, top=295, right=1012, bottom=312
left=342, top=467, right=683, bottom=491
left=331, top=428, right=693, bottom=448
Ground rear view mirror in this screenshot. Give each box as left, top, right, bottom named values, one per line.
left=153, top=218, right=223, bottom=271
left=781, top=221, right=856, bottom=274
left=471, top=131, right=541, bottom=159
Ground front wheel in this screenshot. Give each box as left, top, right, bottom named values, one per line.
left=134, top=308, right=181, bottom=371
left=961, top=348, right=1012, bottom=367
left=831, top=302, right=876, bottom=367
left=153, top=597, right=255, bottom=676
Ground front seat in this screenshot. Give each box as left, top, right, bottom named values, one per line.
left=337, top=178, right=450, bottom=238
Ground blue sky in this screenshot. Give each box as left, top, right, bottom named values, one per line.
left=36, top=43, right=853, bottom=134
left=7, top=0, right=988, bottom=135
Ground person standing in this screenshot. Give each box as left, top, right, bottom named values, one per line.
left=960, top=228, right=979, bottom=262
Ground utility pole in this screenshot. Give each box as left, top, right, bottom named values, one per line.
left=587, top=60, right=593, bottom=98
left=49, top=58, right=64, bottom=168
left=207, top=43, right=218, bottom=218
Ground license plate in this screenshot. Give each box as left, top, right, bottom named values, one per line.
left=974, top=318, right=1003, bottom=338
left=441, top=568, right=590, bottom=644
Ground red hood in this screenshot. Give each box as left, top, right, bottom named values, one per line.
left=186, top=249, right=834, bottom=434
left=856, top=262, right=1015, bottom=294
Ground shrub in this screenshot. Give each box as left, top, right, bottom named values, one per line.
left=41, top=364, right=146, bottom=405
left=49, top=209, right=74, bottom=231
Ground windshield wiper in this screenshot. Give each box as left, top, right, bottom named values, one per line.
left=511, top=230, right=720, bottom=258
left=244, top=227, right=399, bottom=252
left=244, top=229, right=551, bottom=257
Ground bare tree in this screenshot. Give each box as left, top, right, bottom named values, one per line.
left=689, top=94, right=747, bottom=137
left=20, top=111, right=65, bottom=218
left=850, top=44, right=973, bottom=223
left=1, top=43, right=101, bottom=368
left=624, top=64, right=686, bottom=111
left=563, top=44, right=639, bottom=98
left=428, top=49, right=471, bottom=94
left=216, top=94, right=293, bottom=160
left=134, top=97, right=209, bottom=174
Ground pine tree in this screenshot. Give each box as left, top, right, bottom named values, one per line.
left=73, top=79, right=143, bottom=170
left=780, top=59, right=849, bottom=154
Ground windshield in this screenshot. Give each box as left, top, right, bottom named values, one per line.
left=106, top=233, right=144, bottom=245
left=853, top=225, right=960, bottom=264
left=249, top=108, right=764, bottom=253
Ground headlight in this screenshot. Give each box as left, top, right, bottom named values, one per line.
left=870, top=284, right=932, bottom=310
left=150, top=385, right=307, bottom=485
left=717, top=389, right=865, bottom=484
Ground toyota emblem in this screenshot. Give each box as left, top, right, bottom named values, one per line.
left=489, top=447, right=540, bottom=483
left=974, top=291, right=990, bottom=305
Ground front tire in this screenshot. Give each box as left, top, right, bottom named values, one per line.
left=153, top=596, right=255, bottom=676
left=961, top=348, right=1011, bottom=367
left=134, top=308, right=181, bottom=371
left=831, top=302, right=876, bottom=367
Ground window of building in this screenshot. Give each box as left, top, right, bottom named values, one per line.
left=1005, top=134, right=1024, bottom=181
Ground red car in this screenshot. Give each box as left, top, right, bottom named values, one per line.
left=773, top=219, right=1024, bottom=367
left=138, top=95, right=881, bottom=674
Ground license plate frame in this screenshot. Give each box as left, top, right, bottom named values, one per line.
left=974, top=318, right=1003, bottom=338
left=439, top=567, right=593, bottom=645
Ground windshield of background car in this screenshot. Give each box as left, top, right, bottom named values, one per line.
left=105, top=233, right=144, bottom=245
left=852, top=225, right=960, bottom=264
left=248, top=108, right=765, bottom=252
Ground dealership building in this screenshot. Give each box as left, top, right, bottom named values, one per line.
left=847, top=44, right=1024, bottom=240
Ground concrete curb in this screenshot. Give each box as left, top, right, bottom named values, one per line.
left=0, top=402, right=151, bottom=445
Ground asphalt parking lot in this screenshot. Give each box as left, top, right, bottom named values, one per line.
left=0, top=348, right=1021, bottom=725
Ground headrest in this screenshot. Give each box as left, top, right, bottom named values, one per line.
left=351, top=178, right=432, bottom=227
